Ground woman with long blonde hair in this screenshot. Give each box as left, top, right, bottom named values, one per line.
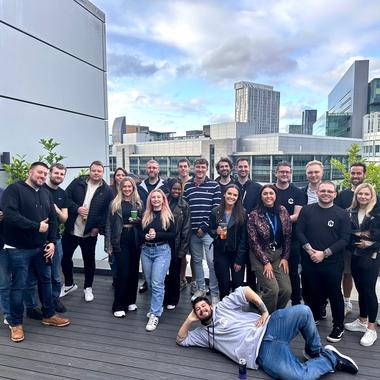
left=344, top=183, right=380, bottom=347
left=105, top=177, right=143, bottom=317
left=141, top=189, right=175, bottom=331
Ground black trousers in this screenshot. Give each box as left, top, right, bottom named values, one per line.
left=164, top=256, right=182, bottom=306
left=214, top=250, right=245, bottom=300
left=351, top=253, right=380, bottom=323
left=301, top=259, right=344, bottom=327
left=288, top=240, right=301, bottom=305
left=112, top=229, right=140, bottom=312
left=61, top=232, right=97, bottom=289
left=246, top=254, right=257, bottom=291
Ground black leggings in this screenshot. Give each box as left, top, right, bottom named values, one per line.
left=351, top=252, right=380, bottom=323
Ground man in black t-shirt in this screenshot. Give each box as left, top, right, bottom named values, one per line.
left=335, top=162, right=366, bottom=317
left=274, top=162, right=305, bottom=305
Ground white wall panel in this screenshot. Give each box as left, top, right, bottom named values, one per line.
left=0, top=24, right=106, bottom=118
left=0, top=0, right=105, bottom=69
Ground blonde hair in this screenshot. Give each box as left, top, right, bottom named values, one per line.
left=111, top=177, right=142, bottom=215
left=142, top=189, right=173, bottom=230
left=305, top=160, right=324, bottom=171
left=350, top=183, right=377, bottom=216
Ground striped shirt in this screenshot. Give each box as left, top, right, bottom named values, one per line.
left=183, top=177, right=221, bottom=232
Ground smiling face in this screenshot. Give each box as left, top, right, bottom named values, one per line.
left=236, top=160, right=250, bottom=179
left=193, top=300, right=213, bottom=322
left=261, top=187, right=276, bottom=208
left=178, top=161, right=190, bottom=178
left=49, top=167, right=66, bottom=186
left=350, top=165, right=366, bottom=188
left=29, top=165, right=48, bottom=187
left=275, top=165, right=292, bottom=185
left=170, top=182, right=182, bottom=199
left=356, top=186, right=373, bottom=207
left=114, top=169, right=126, bottom=185
left=89, top=164, right=104, bottom=183
left=224, top=187, right=239, bottom=207
left=317, top=183, right=336, bottom=205
left=121, top=180, right=134, bottom=199
left=150, top=190, right=164, bottom=210
left=194, top=163, right=208, bottom=180
left=306, top=164, right=323, bottom=185
left=146, top=162, right=159, bottom=180
left=217, top=161, right=232, bottom=178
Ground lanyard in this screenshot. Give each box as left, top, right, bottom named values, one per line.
left=265, top=212, right=278, bottom=238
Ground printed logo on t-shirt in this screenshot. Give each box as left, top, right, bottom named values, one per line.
left=219, top=317, right=228, bottom=328
left=288, top=198, right=294, bottom=205
left=327, top=220, right=334, bottom=227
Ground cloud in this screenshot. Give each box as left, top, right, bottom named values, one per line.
left=208, top=113, right=234, bottom=124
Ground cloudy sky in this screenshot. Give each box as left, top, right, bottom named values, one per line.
left=92, top=0, right=380, bottom=134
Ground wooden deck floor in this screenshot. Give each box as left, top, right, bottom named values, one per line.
left=0, top=274, right=378, bottom=379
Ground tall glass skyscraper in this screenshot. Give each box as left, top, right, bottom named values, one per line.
left=301, top=109, right=317, bottom=134
left=234, top=81, right=280, bottom=134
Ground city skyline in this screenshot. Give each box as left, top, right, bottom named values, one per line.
left=92, top=0, right=380, bottom=134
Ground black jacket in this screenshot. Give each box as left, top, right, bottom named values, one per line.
left=235, top=179, right=261, bottom=214
left=170, top=197, right=191, bottom=259
left=1, top=181, right=57, bottom=249
left=104, top=204, right=143, bottom=253
left=65, top=176, right=113, bottom=235
left=348, top=206, right=380, bottom=256
left=0, top=188, right=5, bottom=249
left=209, top=207, right=248, bottom=265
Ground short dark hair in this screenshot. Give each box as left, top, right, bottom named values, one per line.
left=236, top=157, right=250, bottom=166
left=350, top=162, right=366, bottom=173
left=194, top=158, right=209, bottom=167
left=216, top=157, right=233, bottom=170
left=275, top=161, right=292, bottom=171
left=30, top=161, right=49, bottom=170
left=177, top=158, right=190, bottom=167
left=90, top=160, right=104, bottom=169
left=191, top=296, right=211, bottom=311
left=50, top=163, right=67, bottom=173
left=318, top=180, right=336, bottom=191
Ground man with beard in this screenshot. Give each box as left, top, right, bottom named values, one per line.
left=1, top=162, right=70, bottom=342
left=177, top=286, right=358, bottom=379
left=215, top=157, right=234, bottom=194
left=335, top=163, right=366, bottom=316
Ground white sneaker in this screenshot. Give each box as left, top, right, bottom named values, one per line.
left=166, top=304, right=176, bottom=310
left=60, top=284, right=78, bottom=298
left=192, top=289, right=206, bottom=300
left=344, top=318, right=368, bottom=332
left=147, top=307, right=163, bottom=318
left=113, top=310, right=126, bottom=318
left=190, top=281, right=197, bottom=295
left=128, top=304, right=138, bottom=311
left=211, top=295, right=220, bottom=305
left=344, top=301, right=353, bottom=316
left=3, top=318, right=8, bottom=325
left=360, top=329, right=377, bottom=347
left=146, top=314, right=159, bottom=331
left=84, top=287, right=94, bottom=302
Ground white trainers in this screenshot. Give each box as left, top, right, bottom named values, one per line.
left=344, top=318, right=368, bottom=332
left=360, top=329, right=377, bottom=347
left=128, top=304, right=138, bottom=311
left=84, top=287, right=94, bottom=302
left=146, top=314, right=159, bottom=331
left=166, top=304, right=176, bottom=310
left=147, top=307, right=163, bottom=318
left=113, top=310, right=126, bottom=318
left=60, top=284, right=78, bottom=298
left=211, top=295, right=220, bottom=305
left=344, top=301, right=353, bottom=316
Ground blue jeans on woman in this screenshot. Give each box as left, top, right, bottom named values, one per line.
left=0, top=248, right=10, bottom=320
left=8, top=247, right=55, bottom=326
left=141, top=243, right=171, bottom=317
left=257, top=305, right=338, bottom=380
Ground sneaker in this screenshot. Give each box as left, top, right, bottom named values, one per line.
left=180, top=279, right=188, bottom=291
left=84, top=287, right=94, bottom=302
left=3, top=318, right=9, bottom=325
left=324, top=345, right=358, bottom=374
left=166, top=304, right=176, bottom=310
left=211, top=295, right=220, bottom=305
left=60, top=284, right=78, bottom=298
left=147, top=307, right=163, bottom=318
left=344, top=318, right=368, bottom=333
left=113, top=310, right=126, bottom=318
left=10, top=325, right=24, bottom=342
left=190, top=281, right=197, bottom=295
left=146, top=314, right=159, bottom=331
left=327, top=326, right=344, bottom=343
left=192, top=289, right=206, bottom=300
left=26, top=307, right=43, bottom=320
left=360, top=329, right=377, bottom=347
left=128, top=304, right=138, bottom=311
left=139, top=281, right=148, bottom=294
left=320, top=303, right=327, bottom=319
left=55, top=300, right=67, bottom=313
left=42, top=314, right=70, bottom=327
left=344, top=301, right=353, bottom=317
left=303, top=348, right=320, bottom=360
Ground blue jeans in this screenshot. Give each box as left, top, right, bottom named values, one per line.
left=141, top=243, right=171, bottom=317
left=0, top=248, right=10, bottom=319
left=190, top=233, right=219, bottom=296
left=257, top=305, right=337, bottom=380
left=24, top=239, right=63, bottom=309
left=8, top=248, right=55, bottom=326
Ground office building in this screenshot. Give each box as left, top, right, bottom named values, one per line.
left=288, top=125, right=302, bottom=134
left=368, top=78, right=380, bottom=113
left=302, top=109, right=317, bottom=134
left=362, top=112, right=380, bottom=163
left=234, top=81, right=280, bottom=134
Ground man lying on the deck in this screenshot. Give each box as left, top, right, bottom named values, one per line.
left=176, top=286, right=358, bottom=380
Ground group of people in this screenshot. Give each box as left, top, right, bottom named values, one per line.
left=0, top=155, right=379, bottom=378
